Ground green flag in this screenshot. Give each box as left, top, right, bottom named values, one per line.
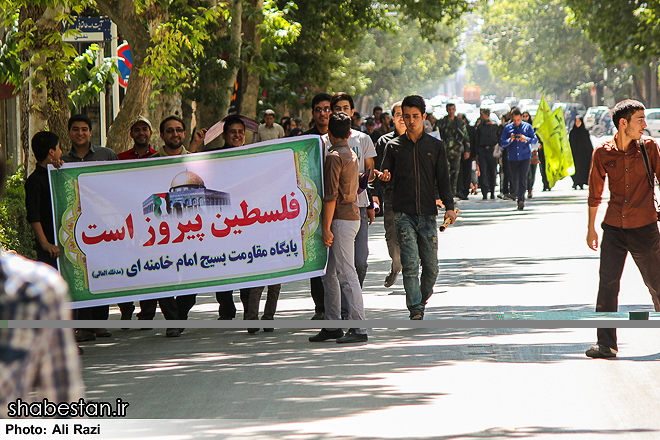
left=535, top=107, right=574, bottom=188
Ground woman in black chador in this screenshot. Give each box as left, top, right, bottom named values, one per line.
left=569, top=116, right=593, bottom=189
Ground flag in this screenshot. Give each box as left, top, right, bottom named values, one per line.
left=153, top=193, right=167, bottom=217
left=534, top=103, right=574, bottom=188
left=533, top=94, right=552, bottom=131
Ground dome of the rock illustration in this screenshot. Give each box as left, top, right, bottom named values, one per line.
left=171, top=170, right=205, bottom=189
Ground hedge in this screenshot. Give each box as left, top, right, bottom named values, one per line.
left=0, top=165, right=37, bottom=259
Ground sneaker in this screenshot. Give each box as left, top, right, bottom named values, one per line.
left=309, top=328, right=344, bottom=342
left=76, top=329, right=96, bottom=342
left=384, top=271, right=399, bottom=288
left=527, top=190, right=533, bottom=198
left=336, top=329, right=368, bottom=344
left=311, top=312, right=325, bottom=320
left=247, top=328, right=259, bottom=334
left=94, top=328, right=112, bottom=338
left=410, top=313, right=423, bottom=320
left=585, top=344, right=617, bottom=358
left=165, top=328, right=181, bottom=338
left=517, top=200, right=525, bottom=211
left=504, top=193, right=516, bottom=201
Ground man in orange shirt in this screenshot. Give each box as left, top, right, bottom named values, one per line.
left=586, top=99, right=660, bottom=358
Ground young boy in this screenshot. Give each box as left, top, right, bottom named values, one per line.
left=25, top=131, right=62, bottom=268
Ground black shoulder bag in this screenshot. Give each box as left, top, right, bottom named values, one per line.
left=638, top=138, right=660, bottom=220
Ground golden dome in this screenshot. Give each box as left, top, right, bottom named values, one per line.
left=171, top=170, right=205, bottom=189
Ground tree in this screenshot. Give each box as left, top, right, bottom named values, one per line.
left=481, top=0, right=605, bottom=99
left=329, top=18, right=462, bottom=110
left=563, top=0, right=660, bottom=105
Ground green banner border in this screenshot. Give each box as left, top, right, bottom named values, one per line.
left=50, top=137, right=325, bottom=303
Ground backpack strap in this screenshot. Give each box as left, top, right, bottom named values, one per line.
left=638, top=138, right=660, bottom=212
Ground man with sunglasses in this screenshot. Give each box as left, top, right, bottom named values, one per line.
left=304, top=93, right=333, bottom=319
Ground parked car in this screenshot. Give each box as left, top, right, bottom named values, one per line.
left=552, top=102, right=586, bottom=121
left=645, top=108, right=660, bottom=137
left=489, top=103, right=511, bottom=118
left=584, top=106, right=610, bottom=130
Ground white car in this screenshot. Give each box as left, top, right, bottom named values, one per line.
left=584, top=106, right=610, bottom=130
left=645, top=108, right=660, bottom=137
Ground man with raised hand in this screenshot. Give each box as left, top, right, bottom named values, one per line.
left=324, top=92, right=377, bottom=290
left=375, top=101, right=405, bottom=288
left=379, top=95, right=456, bottom=320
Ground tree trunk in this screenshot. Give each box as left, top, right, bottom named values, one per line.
left=242, top=0, right=263, bottom=144
left=150, top=91, right=182, bottom=150
left=26, top=6, right=63, bottom=175
left=194, top=0, right=242, bottom=150
left=47, top=77, right=71, bottom=152
left=96, top=0, right=160, bottom=153
left=219, top=0, right=242, bottom=119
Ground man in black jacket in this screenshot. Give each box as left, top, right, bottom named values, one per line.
left=379, top=95, right=457, bottom=319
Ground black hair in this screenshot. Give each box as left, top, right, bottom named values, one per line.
left=68, top=114, right=92, bottom=130
left=510, top=107, right=522, bottom=117
left=402, top=95, right=426, bottom=115
left=159, top=115, right=186, bottom=134
left=446, top=102, right=456, bottom=109
left=379, top=112, right=389, bottom=123
left=223, top=116, right=245, bottom=131
left=522, top=111, right=534, bottom=125
left=32, top=131, right=59, bottom=162
left=311, top=92, right=333, bottom=110
left=365, top=118, right=376, bottom=127
left=373, top=106, right=383, bottom=113
left=353, top=111, right=361, bottom=120
left=331, top=92, right=355, bottom=111
left=328, top=111, right=351, bottom=140
left=612, top=99, right=645, bottom=130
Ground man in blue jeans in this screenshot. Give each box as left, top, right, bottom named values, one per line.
left=499, top=107, right=538, bottom=211
left=379, top=95, right=457, bottom=320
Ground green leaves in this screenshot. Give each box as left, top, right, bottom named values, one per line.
left=68, top=44, right=119, bottom=113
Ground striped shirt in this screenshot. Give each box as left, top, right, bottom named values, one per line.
left=0, top=252, right=84, bottom=416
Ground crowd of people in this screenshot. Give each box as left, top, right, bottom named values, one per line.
left=6, top=89, right=660, bottom=358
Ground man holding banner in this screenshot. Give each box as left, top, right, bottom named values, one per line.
left=586, top=99, right=660, bottom=358
left=499, top=108, right=537, bottom=211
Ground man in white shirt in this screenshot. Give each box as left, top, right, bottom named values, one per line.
left=322, top=93, right=377, bottom=293
left=254, top=109, right=285, bottom=142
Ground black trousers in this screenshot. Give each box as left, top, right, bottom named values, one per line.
left=310, top=276, right=324, bottom=314
left=477, top=147, right=497, bottom=197
left=538, top=147, right=550, bottom=190
left=456, top=157, right=473, bottom=197
left=597, top=222, right=660, bottom=350
left=159, top=295, right=196, bottom=321
left=216, top=289, right=251, bottom=319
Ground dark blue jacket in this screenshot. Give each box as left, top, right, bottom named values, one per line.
left=500, top=121, right=537, bottom=162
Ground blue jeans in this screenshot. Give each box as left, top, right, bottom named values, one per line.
left=394, top=212, right=438, bottom=316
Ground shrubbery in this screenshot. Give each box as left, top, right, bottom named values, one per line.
left=0, top=166, right=37, bottom=259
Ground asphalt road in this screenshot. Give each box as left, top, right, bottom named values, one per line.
left=75, top=153, right=660, bottom=438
